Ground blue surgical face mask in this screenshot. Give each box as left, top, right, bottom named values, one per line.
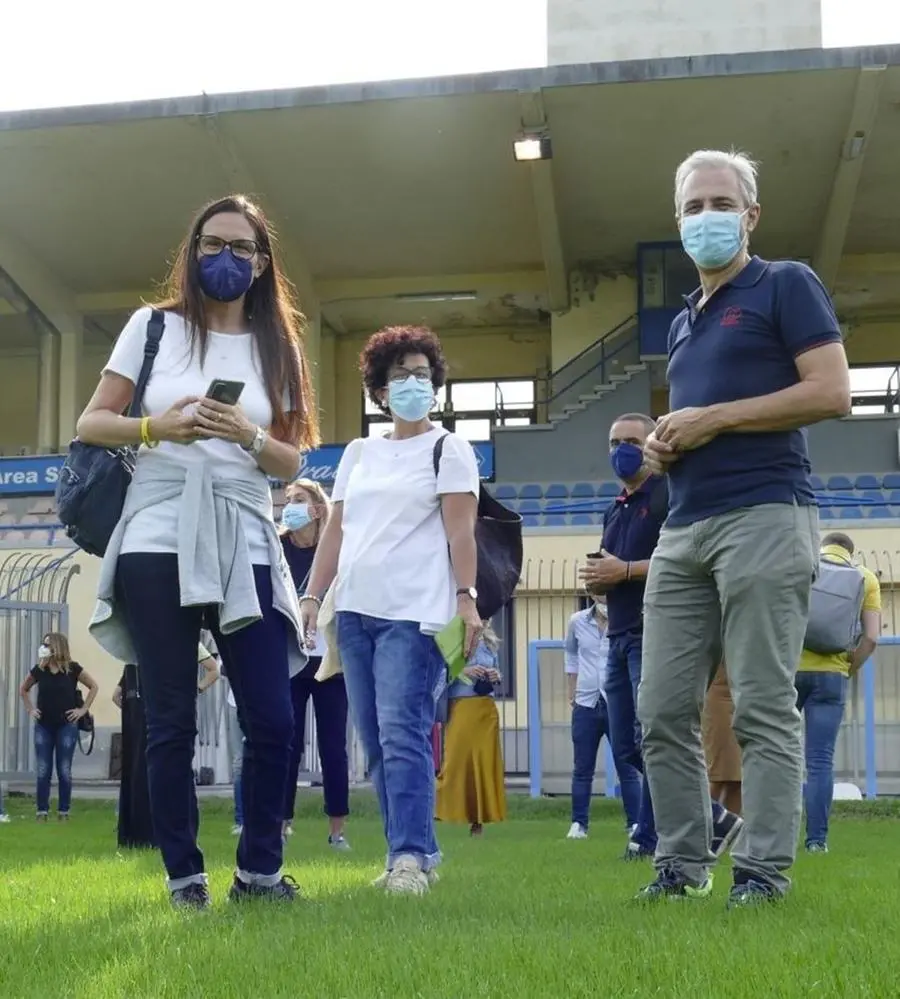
left=387, top=376, right=434, bottom=423
left=610, top=442, right=644, bottom=481
left=197, top=249, right=254, bottom=302
left=282, top=503, right=313, bottom=532
left=679, top=210, right=746, bottom=270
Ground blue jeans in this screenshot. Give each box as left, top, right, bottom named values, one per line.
left=34, top=722, right=78, bottom=814
left=336, top=612, right=442, bottom=871
left=795, top=671, right=847, bottom=847
left=606, top=630, right=657, bottom=850
left=118, top=555, right=293, bottom=889
left=571, top=700, right=641, bottom=829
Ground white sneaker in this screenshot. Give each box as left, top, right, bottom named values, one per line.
left=384, top=856, right=430, bottom=895
left=231, top=824, right=243, bottom=836
left=371, top=865, right=439, bottom=888
left=567, top=822, right=588, bottom=840
left=0, top=814, right=10, bottom=824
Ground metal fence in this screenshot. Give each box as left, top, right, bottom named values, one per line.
left=527, top=638, right=899, bottom=799
left=166, top=551, right=900, bottom=798
left=0, top=551, right=80, bottom=776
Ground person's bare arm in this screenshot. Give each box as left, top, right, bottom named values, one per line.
left=709, top=343, right=851, bottom=433
left=19, top=674, right=39, bottom=719
left=566, top=673, right=577, bottom=704
left=849, top=610, right=881, bottom=676
left=77, top=371, right=200, bottom=447
left=306, top=503, right=344, bottom=597
left=441, top=492, right=480, bottom=655
left=112, top=686, right=123, bottom=710
left=78, top=670, right=99, bottom=710
left=198, top=656, right=220, bottom=693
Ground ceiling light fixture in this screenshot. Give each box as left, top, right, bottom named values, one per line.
left=513, top=132, right=553, bottom=162
left=394, top=292, right=477, bottom=303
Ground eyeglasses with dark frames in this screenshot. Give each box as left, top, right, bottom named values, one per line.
left=196, top=234, right=261, bottom=261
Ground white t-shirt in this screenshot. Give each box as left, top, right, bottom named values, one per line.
left=332, top=427, right=480, bottom=633
left=104, top=307, right=279, bottom=563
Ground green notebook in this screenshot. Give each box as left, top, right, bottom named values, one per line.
left=435, top=615, right=467, bottom=679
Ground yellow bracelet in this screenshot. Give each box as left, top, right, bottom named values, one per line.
left=140, top=416, right=158, bottom=449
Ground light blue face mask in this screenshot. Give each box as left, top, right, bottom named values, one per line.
left=388, top=376, right=434, bottom=423
left=282, top=503, right=312, bottom=532
left=679, top=210, right=746, bottom=270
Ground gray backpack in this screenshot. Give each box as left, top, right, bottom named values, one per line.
left=803, top=558, right=865, bottom=656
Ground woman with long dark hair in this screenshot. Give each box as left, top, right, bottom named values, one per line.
left=78, top=195, right=317, bottom=909
left=19, top=632, right=98, bottom=821
left=302, top=326, right=481, bottom=895
left=279, top=478, right=350, bottom=849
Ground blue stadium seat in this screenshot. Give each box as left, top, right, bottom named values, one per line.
left=544, top=483, right=569, bottom=500
left=866, top=505, right=893, bottom=519
left=519, top=499, right=542, bottom=515
left=571, top=514, right=594, bottom=526
left=518, top=484, right=543, bottom=500
left=840, top=507, right=864, bottom=519
left=810, top=475, right=825, bottom=491
left=597, top=482, right=620, bottom=497
left=571, top=482, right=595, bottom=499
left=494, top=484, right=517, bottom=502
left=595, top=498, right=613, bottom=513
left=889, top=491, right=900, bottom=505
left=542, top=514, right=568, bottom=528
left=827, top=475, right=854, bottom=491
left=523, top=515, right=541, bottom=529
left=884, top=473, right=900, bottom=491
left=855, top=474, right=881, bottom=490
left=818, top=507, right=836, bottom=520
left=858, top=490, right=884, bottom=505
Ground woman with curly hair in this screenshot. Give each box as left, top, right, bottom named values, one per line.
left=302, top=325, right=481, bottom=895
left=78, top=195, right=316, bottom=909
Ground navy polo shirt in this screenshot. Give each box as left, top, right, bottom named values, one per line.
left=601, top=475, right=667, bottom=637
left=666, top=256, right=842, bottom=527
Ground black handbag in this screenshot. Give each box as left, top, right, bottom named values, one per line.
left=432, top=434, right=523, bottom=621
left=56, top=310, right=165, bottom=557
left=73, top=681, right=95, bottom=755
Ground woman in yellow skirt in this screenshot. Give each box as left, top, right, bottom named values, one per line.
left=435, top=628, right=507, bottom=836
left=702, top=663, right=742, bottom=816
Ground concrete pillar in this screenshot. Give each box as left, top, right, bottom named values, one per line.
left=57, top=321, right=83, bottom=446
left=317, top=330, right=337, bottom=444
left=36, top=326, right=60, bottom=453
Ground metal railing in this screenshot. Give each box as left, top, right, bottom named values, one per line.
left=536, top=315, right=639, bottom=413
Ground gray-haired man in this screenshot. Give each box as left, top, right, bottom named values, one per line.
left=638, top=149, right=850, bottom=907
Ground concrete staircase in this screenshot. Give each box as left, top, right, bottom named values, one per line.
left=549, top=362, right=649, bottom=424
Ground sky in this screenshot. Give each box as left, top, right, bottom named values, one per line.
left=0, top=0, right=897, bottom=113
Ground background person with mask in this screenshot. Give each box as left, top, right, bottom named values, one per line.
left=564, top=597, right=641, bottom=840
left=639, top=149, right=850, bottom=907
left=579, top=413, right=743, bottom=865
left=279, top=478, right=351, bottom=851
left=796, top=532, right=881, bottom=854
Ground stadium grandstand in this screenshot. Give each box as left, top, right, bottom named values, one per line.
left=0, top=26, right=899, bottom=792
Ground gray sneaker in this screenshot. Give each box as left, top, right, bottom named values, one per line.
left=329, top=834, right=351, bottom=852
left=384, top=856, right=430, bottom=895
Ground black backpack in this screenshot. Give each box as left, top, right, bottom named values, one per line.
left=432, top=434, right=523, bottom=621
left=56, top=310, right=165, bottom=557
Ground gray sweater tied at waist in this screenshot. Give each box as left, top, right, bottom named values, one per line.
left=88, top=450, right=307, bottom=676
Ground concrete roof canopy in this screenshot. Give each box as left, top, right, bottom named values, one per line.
left=0, top=43, right=898, bottom=347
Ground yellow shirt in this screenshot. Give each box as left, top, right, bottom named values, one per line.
left=798, top=545, right=881, bottom=677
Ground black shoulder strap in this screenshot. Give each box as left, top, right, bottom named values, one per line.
left=127, top=309, right=165, bottom=418
left=432, top=432, right=449, bottom=477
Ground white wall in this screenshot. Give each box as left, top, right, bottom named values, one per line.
left=548, top=0, right=822, bottom=65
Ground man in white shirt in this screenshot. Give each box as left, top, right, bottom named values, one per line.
left=565, top=599, right=641, bottom=839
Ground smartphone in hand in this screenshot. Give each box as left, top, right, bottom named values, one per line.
left=206, top=379, right=245, bottom=406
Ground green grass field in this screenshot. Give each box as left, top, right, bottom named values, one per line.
left=0, top=791, right=896, bottom=998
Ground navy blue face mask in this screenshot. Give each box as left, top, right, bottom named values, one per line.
left=198, top=250, right=254, bottom=303
left=610, top=442, right=644, bottom=480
